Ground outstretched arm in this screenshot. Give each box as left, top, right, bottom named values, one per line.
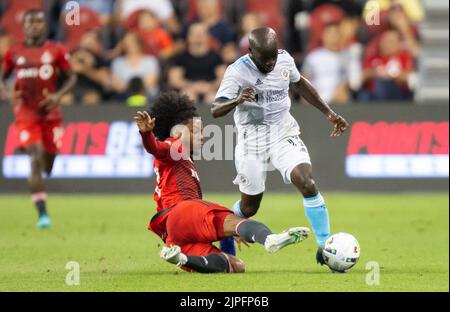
left=211, top=87, right=256, bottom=118
left=294, top=77, right=349, bottom=137
left=135, top=111, right=171, bottom=159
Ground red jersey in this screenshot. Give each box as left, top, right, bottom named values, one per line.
left=363, top=51, right=413, bottom=91
left=1, top=40, right=71, bottom=122
left=137, top=28, right=174, bottom=57
left=140, top=131, right=203, bottom=212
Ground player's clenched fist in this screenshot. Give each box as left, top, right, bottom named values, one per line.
left=236, top=87, right=256, bottom=104
left=328, top=113, right=349, bottom=137
left=134, top=111, right=156, bottom=132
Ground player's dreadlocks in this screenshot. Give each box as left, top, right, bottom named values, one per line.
left=149, top=91, right=198, bottom=140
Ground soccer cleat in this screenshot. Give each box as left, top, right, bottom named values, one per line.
left=36, top=214, right=51, bottom=229
left=316, top=247, right=326, bottom=266
left=219, top=237, right=236, bottom=256
left=264, top=227, right=310, bottom=253
left=160, top=245, right=187, bottom=266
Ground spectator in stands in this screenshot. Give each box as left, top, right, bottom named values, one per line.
left=363, top=1, right=421, bottom=57
left=311, top=0, right=364, bottom=17
left=340, top=16, right=363, bottom=94
left=387, top=3, right=421, bottom=57
left=126, top=77, right=148, bottom=107
left=360, top=29, right=414, bottom=101
left=168, top=23, right=225, bottom=104
left=302, top=23, right=361, bottom=104
left=185, top=0, right=237, bottom=64
left=111, top=32, right=160, bottom=100
left=116, top=0, right=180, bottom=35
left=68, top=30, right=111, bottom=105
left=60, top=4, right=103, bottom=52
left=136, top=10, right=175, bottom=60
left=363, top=0, right=424, bottom=26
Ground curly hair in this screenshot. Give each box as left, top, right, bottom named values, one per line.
left=149, top=91, right=198, bottom=140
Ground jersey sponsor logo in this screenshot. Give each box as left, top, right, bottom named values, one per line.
left=265, top=89, right=288, bottom=102
left=16, top=65, right=54, bottom=80
left=346, top=121, right=449, bottom=178
left=17, top=68, right=39, bottom=79
left=3, top=121, right=154, bottom=178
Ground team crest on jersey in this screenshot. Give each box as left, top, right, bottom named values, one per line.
left=19, top=130, right=30, bottom=143
left=41, top=51, right=53, bottom=64
left=236, top=174, right=250, bottom=187
left=39, top=64, right=54, bottom=80
left=281, top=67, right=290, bottom=81
left=16, top=56, right=26, bottom=66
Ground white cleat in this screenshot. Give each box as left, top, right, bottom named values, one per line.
left=159, top=245, right=187, bottom=266
left=264, top=227, right=310, bottom=253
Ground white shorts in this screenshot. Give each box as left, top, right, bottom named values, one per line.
left=233, top=134, right=311, bottom=195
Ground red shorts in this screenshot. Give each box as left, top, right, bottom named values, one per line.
left=150, top=199, right=233, bottom=256
left=15, top=119, right=63, bottom=154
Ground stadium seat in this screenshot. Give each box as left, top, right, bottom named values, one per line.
left=123, top=8, right=146, bottom=31
left=245, top=0, right=283, bottom=36
left=306, top=4, right=345, bottom=52
left=0, top=0, right=44, bottom=44
left=62, top=7, right=101, bottom=52
left=186, top=0, right=224, bottom=23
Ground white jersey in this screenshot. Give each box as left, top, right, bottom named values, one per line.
left=215, top=50, right=302, bottom=147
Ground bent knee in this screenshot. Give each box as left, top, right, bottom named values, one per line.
left=242, top=208, right=257, bottom=218
left=298, top=178, right=317, bottom=196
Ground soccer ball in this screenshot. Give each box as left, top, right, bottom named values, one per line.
left=322, top=232, right=360, bottom=273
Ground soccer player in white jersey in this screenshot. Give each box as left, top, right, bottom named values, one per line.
left=211, top=27, right=349, bottom=265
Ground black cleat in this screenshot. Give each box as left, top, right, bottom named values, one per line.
left=316, top=247, right=326, bottom=266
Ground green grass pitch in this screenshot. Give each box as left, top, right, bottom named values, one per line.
left=0, top=192, right=448, bottom=292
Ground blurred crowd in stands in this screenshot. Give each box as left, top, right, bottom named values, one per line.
left=0, top=0, right=425, bottom=106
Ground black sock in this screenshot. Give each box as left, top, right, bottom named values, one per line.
left=185, top=254, right=229, bottom=273
left=35, top=200, right=47, bottom=217
left=236, top=220, right=272, bottom=245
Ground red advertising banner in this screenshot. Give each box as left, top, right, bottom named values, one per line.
left=346, top=121, right=449, bottom=178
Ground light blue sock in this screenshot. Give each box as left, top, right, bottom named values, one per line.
left=303, top=193, right=330, bottom=248
left=232, top=200, right=246, bottom=218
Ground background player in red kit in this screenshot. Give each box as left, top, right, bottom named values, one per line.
left=135, top=91, right=310, bottom=273
left=0, top=9, right=77, bottom=228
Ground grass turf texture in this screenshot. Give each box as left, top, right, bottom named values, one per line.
left=0, top=193, right=448, bottom=292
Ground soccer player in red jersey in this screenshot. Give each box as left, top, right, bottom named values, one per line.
left=0, top=9, right=77, bottom=228
left=135, top=91, right=310, bottom=273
